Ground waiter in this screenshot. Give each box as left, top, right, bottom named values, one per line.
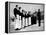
left=14, top=5, right=18, bottom=18
left=33, top=13, right=37, bottom=24
left=25, top=12, right=28, bottom=27
left=14, top=7, right=21, bottom=30
left=21, top=10, right=25, bottom=28
left=13, top=5, right=19, bottom=30
left=28, top=12, right=31, bottom=26
left=31, top=14, right=34, bottom=25
left=11, top=5, right=18, bottom=22
left=37, top=9, right=41, bottom=26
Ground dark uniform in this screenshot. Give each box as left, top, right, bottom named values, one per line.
left=37, top=9, right=41, bottom=26
left=11, top=8, right=18, bottom=22
left=14, top=9, right=21, bottom=30
left=33, top=15, right=37, bottom=24
left=14, top=8, right=18, bottom=17
left=31, top=14, right=37, bottom=25
left=31, top=15, right=34, bottom=25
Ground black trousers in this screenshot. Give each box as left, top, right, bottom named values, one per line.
left=31, top=17, right=36, bottom=25
left=38, top=20, right=41, bottom=26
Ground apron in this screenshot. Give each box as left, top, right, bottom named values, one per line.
left=25, top=18, right=28, bottom=26
left=14, top=14, right=20, bottom=29
left=22, top=17, right=25, bottom=28
left=19, top=16, right=21, bottom=29
left=29, top=17, right=31, bottom=25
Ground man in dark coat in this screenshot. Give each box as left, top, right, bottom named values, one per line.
left=31, top=14, right=34, bottom=25
left=15, top=7, right=22, bottom=30
left=33, top=14, right=37, bottom=24
left=28, top=12, right=31, bottom=26
left=11, top=5, right=18, bottom=22
left=21, top=10, right=24, bottom=20
left=14, top=5, right=18, bottom=18
left=37, top=9, right=41, bottom=26
left=25, top=12, right=28, bottom=27
left=21, top=10, right=26, bottom=28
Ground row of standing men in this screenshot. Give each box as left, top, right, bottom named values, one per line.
left=12, top=5, right=41, bottom=30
